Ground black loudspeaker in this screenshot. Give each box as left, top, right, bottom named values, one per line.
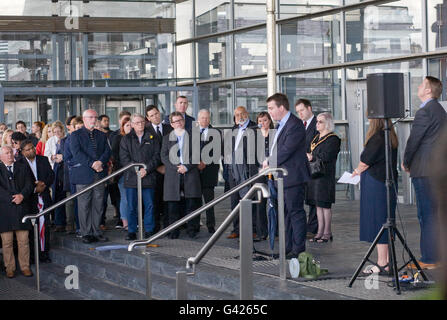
left=367, top=73, right=405, bottom=119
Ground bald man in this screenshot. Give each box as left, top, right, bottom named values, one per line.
left=69, top=109, right=111, bottom=244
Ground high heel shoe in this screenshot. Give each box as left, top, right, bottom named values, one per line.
left=309, top=235, right=322, bottom=242
left=316, top=234, right=333, bottom=243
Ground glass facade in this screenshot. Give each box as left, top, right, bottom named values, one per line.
left=1, top=0, right=447, bottom=202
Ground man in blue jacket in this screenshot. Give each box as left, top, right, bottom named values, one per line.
left=69, top=109, right=111, bottom=244
left=265, top=93, right=311, bottom=259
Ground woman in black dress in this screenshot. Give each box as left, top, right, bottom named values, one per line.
left=306, top=113, right=341, bottom=243
left=352, top=118, right=398, bottom=275
left=254, top=111, right=274, bottom=241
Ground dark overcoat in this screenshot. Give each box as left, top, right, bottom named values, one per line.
left=161, top=130, right=201, bottom=201
left=0, top=161, right=35, bottom=233
left=306, top=133, right=341, bottom=205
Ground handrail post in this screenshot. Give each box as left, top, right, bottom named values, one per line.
left=136, top=167, right=144, bottom=240
left=145, top=250, right=152, bottom=299
left=32, top=219, right=40, bottom=292
left=239, top=199, right=253, bottom=300
left=176, top=271, right=187, bottom=300
left=277, top=177, right=286, bottom=281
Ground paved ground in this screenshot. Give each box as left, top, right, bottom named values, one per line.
left=0, top=187, right=441, bottom=300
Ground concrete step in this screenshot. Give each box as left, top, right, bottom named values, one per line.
left=50, top=234, right=352, bottom=300
left=49, top=247, right=238, bottom=300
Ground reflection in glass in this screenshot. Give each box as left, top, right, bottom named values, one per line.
left=234, top=28, right=267, bottom=76
left=235, top=78, right=267, bottom=121
left=196, top=36, right=231, bottom=80
left=176, top=0, right=194, bottom=41
left=234, top=0, right=266, bottom=28
left=195, top=1, right=231, bottom=36
left=346, top=1, right=422, bottom=62
left=281, top=70, right=342, bottom=120
left=428, top=0, right=447, bottom=51
left=428, top=58, right=447, bottom=101
left=280, top=14, right=341, bottom=70
left=87, top=33, right=174, bottom=80
left=198, top=83, right=233, bottom=125
left=279, top=0, right=340, bottom=19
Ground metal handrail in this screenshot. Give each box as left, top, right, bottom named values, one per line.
left=22, top=162, right=146, bottom=223
left=22, top=162, right=146, bottom=293
left=186, top=183, right=269, bottom=271
left=127, top=167, right=288, bottom=251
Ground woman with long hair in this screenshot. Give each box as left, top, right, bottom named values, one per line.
left=254, top=111, right=275, bottom=241
left=111, top=116, right=132, bottom=231
left=36, top=124, right=52, bottom=156
left=352, top=118, right=399, bottom=275
left=1, top=129, right=14, bottom=147
left=31, top=121, right=44, bottom=140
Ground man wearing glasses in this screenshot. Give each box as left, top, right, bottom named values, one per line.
left=69, top=109, right=111, bottom=244
left=120, top=114, right=161, bottom=241
left=161, top=112, right=202, bottom=239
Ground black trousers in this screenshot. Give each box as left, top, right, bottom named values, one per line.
left=154, top=174, right=169, bottom=232
left=229, top=176, right=257, bottom=235
left=101, top=182, right=120, bottom=225
left=167, top=198, right=201, bottom=234
left=284, top=184, right=306, bottom=255
left=306, top=205, right=318, bottom=234
left=29, top=214, right=51, bottom=263
left=201, top=187, right=216, bottom=229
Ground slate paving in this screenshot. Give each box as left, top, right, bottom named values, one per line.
left=0, top=187, right=441, bottom=300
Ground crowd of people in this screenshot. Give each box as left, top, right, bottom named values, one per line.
left=0, top=76, right=445, bottom=281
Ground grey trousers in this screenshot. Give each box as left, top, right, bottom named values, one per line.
left=76, top=177, right=106, bottom=237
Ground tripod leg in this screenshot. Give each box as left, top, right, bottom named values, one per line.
left=348, top=227, right=386, bottom=288
left=394, top=228, right=429, bottom=281
left=388, top=227, right=401, bottom=294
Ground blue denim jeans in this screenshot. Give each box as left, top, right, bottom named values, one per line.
left=412, top=177, right=438, bottom=264
left=125, top=187, right=155, bottom=234
left=118, top=177, right=128, bottom=222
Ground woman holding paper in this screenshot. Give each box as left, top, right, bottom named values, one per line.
left=306, top=113, right=341, bottom=243
left=352, top=118, right=398, bottom=275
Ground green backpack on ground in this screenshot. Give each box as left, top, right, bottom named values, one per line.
left=298, top=252, right=328, bottom=279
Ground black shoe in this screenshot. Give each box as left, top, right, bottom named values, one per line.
left=96, top=235, right=109, bottom=242
left=82, top=235, right=94, bottom=244
left=208, top=227, right=215, bottom=234
left=115, top=220, right=123, bottom=229
left=286, top=252, right=298, bottom=260
left=187, top=231, right=198, bottom=239
left=125, top=233, right=137, bottom=241
left=144, top=231, right=156, bottom=238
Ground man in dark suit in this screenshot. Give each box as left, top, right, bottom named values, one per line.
left=295, top=98, right=318, bottom=237
left=226, top=106, right=259, bottom=239
left=0, top=145, right=35, bottom=278
left=163, top=96, right=195, bottom=131
left=146, top=105, right=173, bottom=232
left=69, top=109, right=111, bottom=244
left=19, top=139, right=55, bottom=263
left=161, top=112, right=202, bottom=239
left=197, top=109, right=220, bottom=234
left=265, top=93, right=311, bottom=259
left=403, top=76, right=447, bottom=269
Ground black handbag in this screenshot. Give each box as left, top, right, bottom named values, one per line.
left=309, top=157, right=325, bottom=178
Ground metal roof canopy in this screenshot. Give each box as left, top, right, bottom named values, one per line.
left=0, top=85, right=199, bottom=123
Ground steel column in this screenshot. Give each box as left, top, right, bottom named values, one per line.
left=239, top=199, right=253, bottom=300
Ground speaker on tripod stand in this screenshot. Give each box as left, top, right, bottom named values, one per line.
left=348, top=73, right=429, bottom=294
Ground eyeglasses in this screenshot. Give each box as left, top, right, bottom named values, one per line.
left=132, top=121, right=145, bottom=125
left=171, top=119, right=184, bottom=124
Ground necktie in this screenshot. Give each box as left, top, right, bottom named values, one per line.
left=200, top=128, right=205, bottom=149
left=275, top=123, right=280, bottom=130
left=89, top=131, right=97, bottom=156
left=7, top=165, right=13, bottom=179
left=304, top=121, right=307, bottom=128
left=156, top=125, right=162, bottom=139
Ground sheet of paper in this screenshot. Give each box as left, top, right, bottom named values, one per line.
left=337, top=171, right=360, bottom=185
